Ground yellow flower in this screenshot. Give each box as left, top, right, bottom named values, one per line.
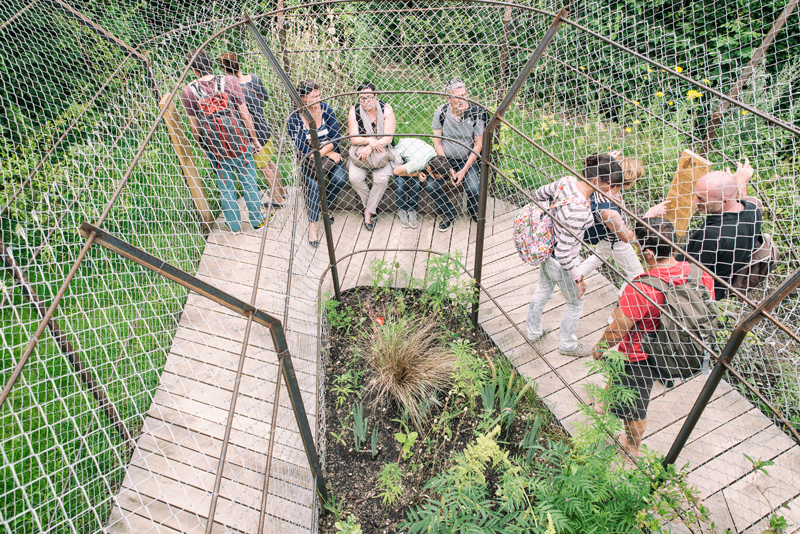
left=634, top=101, right=640, bottom=106
left=580, top=66, right=586, bottom=70
left=648, top=68, right=653, bottom=73
left=634, top=120, right=641, bottom=124
left=742, top=110, right=749, bottom=115
left=643, top=75, right=649, bottom=79
left=686, top=89, right=703, bottom=100
left=608, top=146, right=612, bottom=149
left=674, top=66, right=684, bottom=73
left=703, top=78, right=711, bottom=84
left=656, top=92, right=664, bottom=97
left=625, top=128, right=632, bottom=133
left=668, top=101, right=674, bottom=105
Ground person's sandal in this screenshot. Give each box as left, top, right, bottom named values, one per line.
left=363, top=215, right=374, bottom=232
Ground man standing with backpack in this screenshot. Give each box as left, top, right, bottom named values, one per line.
left=181, top=49, right=266, bottom=233
left=591, top=218, right=717, bottom=457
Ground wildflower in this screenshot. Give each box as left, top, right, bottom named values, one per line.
left=674, top=66, right=683, bottom=73
left=686, top=89, right=703, bottom=100
left=742, top=110, right=749, bottom=115
left=703, top=78, right=711, bottom=84
left=625, top=128, right=632, bottom=133
left=327, top=26, right=336, bottom=35
left=668, top=101, right=674, bottom=105
left=648, top=68, right=653, bottom=73
left=634, top=120, right=640, bottom=124
left=376, top=317, right=384, bottom=325
left=580, top=66, right=586, bottom=70
left=634, top=100, right=640, bottom=106
left=655, top=92, right=664, bottom=97
left=643, top=75, right=648, bottom=80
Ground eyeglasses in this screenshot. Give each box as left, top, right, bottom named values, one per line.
left=358, top=94, right=375, bottom=102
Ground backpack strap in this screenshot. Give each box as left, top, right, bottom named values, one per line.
left=437, top=104, right=447, bottom=128
left=632, top=273, right=671, bottom=295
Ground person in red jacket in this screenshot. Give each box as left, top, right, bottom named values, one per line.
left=591, top=218, right=714, bottom=456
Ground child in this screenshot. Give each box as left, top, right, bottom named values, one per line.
left=580, top=151, right=667, bottom=294
left=392, top=137, right=451, bottom=228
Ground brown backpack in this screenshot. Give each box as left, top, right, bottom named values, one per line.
left=730, top=233, right=779, bottom=292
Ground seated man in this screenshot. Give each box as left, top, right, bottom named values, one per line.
left=393, top=138, right=451, bottom=229
left=676, top=159, right=761, bottom=300
left=591, top=218, right=714, bottom=457
left=428, top=78, right=485, bottom=231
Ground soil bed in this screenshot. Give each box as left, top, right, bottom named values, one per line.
left=319, top=286, right=565, bottom=533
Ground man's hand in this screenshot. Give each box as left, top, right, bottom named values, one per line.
left=327, top=152, right=342, bottom=164
left=643, top=200, right=670, bottom=218
left=575, top=276, right=587, bottom=298
left=591, top=346, right=604, bottom=360
left=370, top=139, right=385, bottom=153
left=418, top=171, right=427, bottom=183
left=357, top=145, right=372, bottom=161
left=252, top=140, right=262, bottom=154
left=452, top=167, right=467, bottom=186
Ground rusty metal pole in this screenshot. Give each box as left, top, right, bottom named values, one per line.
left=244, top=13, right=342, bottom=301
left=702, top=0, right=798, bottom=154
left=663, top=267, right=800, bottom=467
left=0, top=242, right=131, bottom=445
left=471, top=7, right=568, bottom=328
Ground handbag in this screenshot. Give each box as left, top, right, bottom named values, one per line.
left=348, top=145, right=392, bottom=170
left=302, top=151, right=338, bottom=178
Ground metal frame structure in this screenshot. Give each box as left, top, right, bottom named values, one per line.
left=2, top=1, right=800, bottom=531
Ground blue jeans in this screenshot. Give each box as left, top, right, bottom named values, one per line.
left=213, top=150, right=264, bottom=232
left=395, top=175, right=421, bottom=212
left=424, top=158, right=480, bottom=221
left=303, top=161, right=347, bottom=222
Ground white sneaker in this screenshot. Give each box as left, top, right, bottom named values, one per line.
left=398, top=210, right=410, bottom=228
left=407, top=210, right=419, bottom=228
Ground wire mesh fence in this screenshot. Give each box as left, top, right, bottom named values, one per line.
left=1, top=0, right=799, bottom=532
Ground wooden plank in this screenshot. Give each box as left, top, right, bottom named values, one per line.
left=330, top=211, right=364, bottom=295
left=689, top=424, right=796, bottom=500
left=722, top=447, right=800, bottom=531
left=664, top=150, right=712, bottom=238
left=104, top=504, right=185, bottom=534
left=341, top=211, right=376, bottom=290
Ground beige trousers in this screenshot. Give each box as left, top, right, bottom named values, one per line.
left=348, top=161, right=393, bottom=215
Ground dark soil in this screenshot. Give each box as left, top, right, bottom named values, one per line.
left=319, top=287, right=566, bottom=534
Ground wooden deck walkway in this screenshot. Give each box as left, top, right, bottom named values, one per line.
left=106, top=192, right=800, bottom=534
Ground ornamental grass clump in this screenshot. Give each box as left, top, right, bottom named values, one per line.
left=365, top=315, right=456, bottom=429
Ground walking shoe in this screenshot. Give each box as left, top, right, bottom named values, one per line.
left=437, top=217, right=453, bottom=232
left=408, top=210, right=419, bottom=228
left=559, top=343, right=593, bottom=358
left=527, top=330, right=547, bottom=342
left=363, top=215, right=374, bottom=232
left=398, top=210, right=410, bottom=228
left=253, top=212, right=274, bottom=230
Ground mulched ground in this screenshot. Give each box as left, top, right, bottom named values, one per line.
left=319, top=287, right=566, bottom=533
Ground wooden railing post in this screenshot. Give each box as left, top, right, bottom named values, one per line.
left=158, top=94, right=214, bottom=229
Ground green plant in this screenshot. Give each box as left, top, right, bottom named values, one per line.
left=481, top=367, right=531, bottom=432
left=370, top=257, right=393, bottom=296
left=324, top=299, right=354, bottom=335
left=766, top=514, right=789, bottom=533
left=377, top=462, right=404, bottom=506
left=364, top=315, right=456, bottom=429
left=450, top=338, right=490, bottom=408
left=519, top=415, right=544, bottom=467
left=334, top=514, right=362, bottom=534
left=744, top=454, right=775, bottom=475
left=352, top=403, right=368, bottom=451
left=371, top=424, right=379, bottom=459
left=395, top=430, right=418, bottom=461
left=423, top=252, right=477, bottom=316
left=332, top=370, right=361, bottom=409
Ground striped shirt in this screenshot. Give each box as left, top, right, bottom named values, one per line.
left=533, top=176, right=592, bottom=281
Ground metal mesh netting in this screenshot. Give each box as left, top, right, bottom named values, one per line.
left=1, top=0, right=799, bottom=533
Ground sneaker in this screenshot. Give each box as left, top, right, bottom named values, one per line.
left=559, top=343, right=592, bottom=358
left=407, top=210, right=419, bottom=228
left=527, top=330, right=546, bottom=342
left=253, top=212, right=274, bottom=230
left=437, top=217, right=453, bottom=232
left=398, top=210, right=410, bottom=228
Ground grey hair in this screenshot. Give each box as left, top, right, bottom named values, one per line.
left=444, top=78, right=466, bottom=94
